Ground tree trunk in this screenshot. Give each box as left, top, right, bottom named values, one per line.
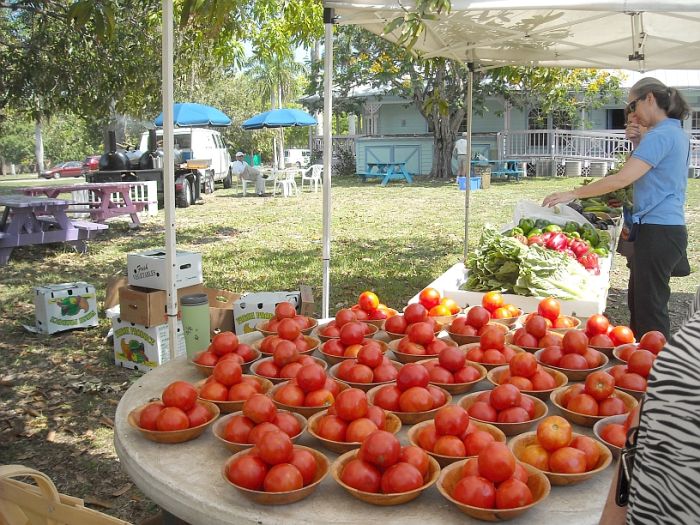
left=431, top=118, right=454, bottom=179
left=34, top=118, right=44, bottom=174
left=277, top=83, right=285, bottom=170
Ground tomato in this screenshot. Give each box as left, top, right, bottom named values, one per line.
left=212, top=331, right=238, bottom=356
left=529, top=370, right=556, bottom=391
left=359, top=430, right=401, bottom=468
left=465, top=346, right=485, bottom=363
left=273, top=301, right=296, bottom=320
left=482, top=291, right=504, bottom=313
left=295, top=363, right=326, bottom=393
left=359, top=291, right=380, bottom=312
left=339, top=322, right=365, bottom=346
left=396, top=363, right=430, bottom=391
left=536, top=415, right=572, bottom=451
left=304, top=388, right=335, bottom=407
left=585, top=314, right=610, bottom=336
left=509, top=352, right=537, bottom=378
left=212, top=359, right=243, bottom=387
left=624, top=404, right=640, bottom=433
left=431, top=435, right=465, bottom=457
left=478, top=442, right=516, bottom=483
left=589, top=334, right=615, bottom=347
left=466, top=306, right=491, bottom=329
left=453, top=475, right=496, bottom=509
left=243, top=393, right=277, bottom=424
left=559, top=384, right=584, bottom=407
left=346, top=418, right=379, bottom=443
left=234, top=344, right=256, bottom=362
left=223, top=414, right=255, bottom=443
left=384, top=315, right=408, bottom=334
left=460, top=457, right=480, bottom=478
left=495, top=478, right=533, bottom=509
left=520, top=443, right=550, bottom=470
left=638, top=331, right=666, bottom=354
left=525, top=315, right=548, bottom=338
left=290, top=448, right=317, bottom=486
left=264, top=463, right=303, bottom=492
left=334, top=388, right=368, bottom=422
left=617, top=343, right=638, bottom=362
left=316, top=414, right=348, bottom=441
left=481, top=349, right=505, bottom=365
left=259, top=335, right=281, bottom=354
left=537, top=297, right=560, bottom=322
left=273, top=383, right=305, bottom=406
left=428, top=365, right=453, bottom=384
left=161, top=381, right=197, bottom=411
left=559, top=353, right=589, bottom=369
left=277, top=318, right=301, bottom=341
left=416, top=423, right=439, bottom=451
left=373, top=385, right=402, bottom=411
left=227, top=454, right=268, bottom=490
left=467, top=401, right=498, bottom=422
left=271, top=412, right=301, bottom=438
left=320, top=324, right=341, bottom=338
left=193, top=351, right=218, bottom=366
left=440, top=297, right=461, bottom=315
left=404, top=303, right=429, bottom=324
left=567, top=393, right=599, bottom=416
left=480, top=327, right=505, bottom=351
left=454, top=365, right=481, bottom=383
left=514, top=332, right=539, bottom=348
left=539, top=333, right=563, bottom=348
left=340, top=459, right=381, bottom=493
left=492, top=307, right=513, bottom=319
left=627, top=349, right=655, bottom=377
left=600, top=423, right=627, bottom=448
left=356, top=344, right=382, bottom=369
left=426, top=384, right=447, bottom=408
left=610, top=325, right=635, bottom=346
left=371, top=363, right=397, bottom=383
left=139, top=402, right=165, bottom=430
left=155, top=407, right=189, bottom=431
left=406, top=322, right=435, bottom=346
left=228, top=382, right=258, bottom=402
left=506, top=376, right=533, bottom=391
left=425, top=338, right=449, bottom=355
left=553, top=316, right=576, bottom=329
left=562, top=330, right=588, bottom=355
left=549, top=446, right=587, bottom=474
left=419, top=287, right=442, bottom=310
left=490, top=384, right=522, bottom=411
left=398, top=446, right=429, bottom=479
left=258, top=429, right=294, bottom=465
left=497, top=407, right=530, bottom=423
left=248, top=422, right=279, bottom=444
left=584, top=370, right=615, bottom=401
left=617, top=372, right=647, bottom=391
left=463, top=430, right=496, bottom=456
left=399, top=387, right=433, bottom=412
left=607, top=364, right=627, bottom=383
left=199, top=379, right=229, bottom=401
left=583, top=347, right=602, bottom=368
left=570, top=435, right=600, bottom=471
left=434, top=405, right=469, bottom=437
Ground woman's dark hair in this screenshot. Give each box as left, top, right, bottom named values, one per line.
left=631, top=77, right=690, bottom=120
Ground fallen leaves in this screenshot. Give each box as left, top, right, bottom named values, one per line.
left=111, top=483, right=132, bottom=497
left=83, top=495, right=114, bottom=509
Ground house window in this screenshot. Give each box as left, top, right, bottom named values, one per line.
left=528, top=108, right=548, bottom=147
left=692, top=111, right=700, bottom=131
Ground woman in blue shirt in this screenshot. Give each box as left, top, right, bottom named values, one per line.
left=543, top=77, right=690, bottom=338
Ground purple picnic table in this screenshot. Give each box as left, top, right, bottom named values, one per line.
left=0, top=195, right=108, bottom=265
left=21, top=182, right=152, bottom=226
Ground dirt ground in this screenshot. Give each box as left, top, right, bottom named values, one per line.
left=0, top=264, right=696, bottom=524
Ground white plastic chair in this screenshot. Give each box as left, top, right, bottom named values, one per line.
left=301, top=164, right=323, bottom=192
left=273, top=168, right=300, bottom=197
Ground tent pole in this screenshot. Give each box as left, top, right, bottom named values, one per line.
left=162, top=0, right=178, bottom=358
left=322, top=8, right=335, bottom=319
left=463, top=63, right=474, bottom=262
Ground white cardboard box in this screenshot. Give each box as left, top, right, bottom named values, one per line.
left=127, top=249, right=203, bottom=290
left=233, top=291, right=302, bottom=335
left=112, top=316, right=186, bottom=371
left=33, top=282, right=98, bottom=334
left=411, top=261, right=610, bottom=318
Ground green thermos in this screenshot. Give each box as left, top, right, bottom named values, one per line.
left=180, top=293, right=210, bottom=359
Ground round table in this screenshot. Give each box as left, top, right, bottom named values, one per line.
left=114, top=331, right=613, bottom=525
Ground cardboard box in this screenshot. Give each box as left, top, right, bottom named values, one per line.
left=205, top=288, right=241, bottom=335
left=34, top=282, right=99, bottom=334
left=233, top=291, right=303, bottom=335
left=112, top=316, right=186, bottom=371
left=299, top=284, right=316, bottom=317
left=104, top=274, right=128, bottom=310
left=118, top=284, right=205, bottom=326
left=127, top=249, right=203, bottom=290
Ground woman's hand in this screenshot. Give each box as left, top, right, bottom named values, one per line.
left=542, top=190, right=576, bottom=208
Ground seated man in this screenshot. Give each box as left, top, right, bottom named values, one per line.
left=230, top=151, right=266, bottom=196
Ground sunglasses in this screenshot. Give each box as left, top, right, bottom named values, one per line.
left=625, top=94, right=646, bottom=115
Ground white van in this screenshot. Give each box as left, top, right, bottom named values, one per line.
left=284, top=148, right=311, bottom=168
left=139, top=128, right=233, bottom=189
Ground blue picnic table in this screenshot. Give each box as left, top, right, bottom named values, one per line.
left=472, top=159, right=524, bottom=181
left=359, top=161, right=413, bottom=186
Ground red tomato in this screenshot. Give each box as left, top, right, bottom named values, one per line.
left=589, top=334, right=615, bottom=347
left=139, top=402, right=165, bottom=430
left=335, top=308, right=357, bottom=328
left=453, top=475, right=496, bottom=508
left=396, top=363, right=430, bottom=391
left=536, top=415, right=572, bottom=451
left=490, top=384, right=522, bottom=411
left=419, top=287, right=442, bottom=310
left=213, top=359, right=243, bottom=387
left=638, top=331, right=666, bottom=354
left=398, top=387, right=433, bottom=412
left=509, top=352, right=538, bottom=378
left=248, top=422, right=279, bottom=444
left=627, top=349, right=655, bottom=377
left=478, top=442, right=516, bottom=483
left=491, top=307, right=511, bottom=319
left=506, top=376, right=533, bottom=391
left=304, top=388, right=335, bottom=407
left=295, top=363, right=327, bottom=393
left=212, top=331, right=238, bottom=356
left=482, top=291, right=504, bottom=313
left=562, top=330, right=588, bottom=355
left=601, top=423, right=627, bottom=448
left=480, top=327, right=505, bottom=351
left=384, top=315, right=408, bottom=334
left=359, top=430, right=401, bottom=468
left=359, top=291, right=380, bottom=312
left=277, top=318, right=301, bottom=341
left=199, top=380, right=229, bottom=401
left=400, top=446, right=430, bottom=478
left=553, top=316, right=576, bottom=329
left=193, top=351, right=218, bottom=366
left=224, top=415, right=255, bottom=443
left=520, top=443, right=550, bottom=471
left=607, top=364, right=627, bottom=383
left=316, top=414, right=348, bottom=441
left=539, top=332, right=563, bottom=348
left=373, top=385, right=402, bottom=411
left=558, top=353, right=589, bottom=370
left=497, top=407, right=530, bottom=423
left=274, top=301, right=296, bottom=319
left=264, top=463, right=303, bottom=492
left=357, top=344, right=383, bottom=368
left=346, top=418, right=379, bottom=443
left=227, top=454, right=268, bottom=490
left=495, top=478, right=533, bottom=509
left=435, top=347, right=463, bottom=373
left=433, top=435, right=466, bottom=457
left=570, top=435, right=601, bottom=470
left=434, top=405, right=469, bottom=437
left=467, top=306, right=491, bottom=329
left=380, top=462, right=424, bottom=493
left=617, top=372, right=647, bottom=391
left=567, top=393, right=599, bottom=416
left=340, top=322, right=365, bottom=346
left=234, top=344, right=256, bottom=362
left=406, top=322, right=435, bottom=346
left=155, top=407, right=189, bottom=431
left=599, top=397, right=627, bottom=416
left=228, top=382, right=258, bottom=402
left=584, top=370, right=615, bottom=401
left=365, top=405, right=386, bottom=430
left=243, top=393, right=277, bottom=424
left=373, top=363, right=399, bottom=383
left=404, top=303, right=429, bottom=325
left=426, top=384, right=447, bottom=408
left=273, top=383, right=305, bottom=406
left=454, top=365, right=481, bottom=383
left=585, top=314, right=610, bottom=336
left=272, top=339, right=299, bottom=367
left=529, top=370, right=556, bottom=391
left=610, top=325, right=635, bottom=346
left=334, top=388, right=368, bottom=422
left=258, top=429, right=294, bottom=465
left=416, top=423, right=438, bottom=451
left=549, top=447, right=587, bottom=474
left=340, top=459, right=381, bottom=493
left=428, top=366, right=454, bottom=384
left=525, top=315, right=548, bottom=338
left=463, top=430, right=496, bottom=456
left=272, top=412, right=301, bottom=438
left=467, top=401, right=498, bottom=422
left=290, top=448, right=317, bottom=486
left=537, top=297, right=560, bottom=322
left=161, top=381, right=197, bottom=411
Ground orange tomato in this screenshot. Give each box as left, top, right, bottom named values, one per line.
left=428, top=304, right=452, bottom=317
left=482, top=291, right=504, bottom=313
left=418, top=287, right=442, bottom=310
left=440, top=297, right=461, bottom=315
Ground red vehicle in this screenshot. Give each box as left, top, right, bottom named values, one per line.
left=82, top=155, right=100, bottom=175
left=40, top=161, right=83, bottom=179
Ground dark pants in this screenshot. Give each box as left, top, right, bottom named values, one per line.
left=628, top=224, right=687, bottom=338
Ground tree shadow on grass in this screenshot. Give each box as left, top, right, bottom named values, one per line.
left=605, top=287, right=695, bottom=333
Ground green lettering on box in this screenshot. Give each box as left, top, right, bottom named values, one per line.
left=50, top=317, right=78, bottom=326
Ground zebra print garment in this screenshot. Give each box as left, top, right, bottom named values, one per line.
left=626, top=287, right=700, bottom=525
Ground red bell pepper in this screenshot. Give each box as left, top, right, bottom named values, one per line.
left=570, top=239, right=591, bottom=258
left=545, top=232, right=569, bottom=252
left=578, top=252, right=600, bottom=274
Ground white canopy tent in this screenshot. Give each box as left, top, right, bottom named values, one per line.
left=161, top=1, right=700, bottom=349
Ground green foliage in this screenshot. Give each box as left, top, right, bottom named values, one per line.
left=0, top=112, right=34, bottom=166
left=334, top=148, right=356, bottom=177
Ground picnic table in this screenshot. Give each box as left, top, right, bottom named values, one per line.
left=21, top=182, right=154, bottom=227
left=359, top=161, right=413, bottom=186
left=472, top=160, right=524, bottom=181
left=0, top=195, right=107, bottom=265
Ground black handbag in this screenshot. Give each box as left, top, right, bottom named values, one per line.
left=615, top=426, right=639, bottom=506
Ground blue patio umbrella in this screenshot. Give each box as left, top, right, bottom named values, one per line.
left=154, top=103, right=231, bottom=127
left=241, top=108, right=317, bottom=130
